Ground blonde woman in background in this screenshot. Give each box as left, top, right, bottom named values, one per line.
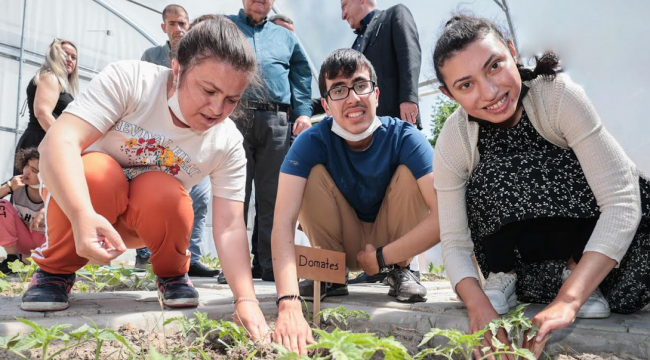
left=14, top=39, right=78, bottom=173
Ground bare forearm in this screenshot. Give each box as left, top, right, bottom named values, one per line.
left=38, top=135, right=93, bottom=219
left=456, top=277, right=492, bottom=311
left=556, top=251, right=616, bottom=309
left=272, top=222, right=300, bottom=296
left=382, top=212, right=440, bottom=266
left=36, top=113, right=56, bottom=131
left=214, top=226, right=256, bottom=299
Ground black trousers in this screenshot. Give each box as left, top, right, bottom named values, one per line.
left=481, top=217, right=598, bottom=273
left=234, top=109, right=290, bottom=273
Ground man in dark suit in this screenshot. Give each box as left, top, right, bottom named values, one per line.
left=341, top=0, right=422, bottom=129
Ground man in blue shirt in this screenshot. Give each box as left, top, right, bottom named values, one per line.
left=138, top=4, right=219, bottom=278
left=272, top=49, right=440, bottom=354
left=225, top=0, right=313, bottom=283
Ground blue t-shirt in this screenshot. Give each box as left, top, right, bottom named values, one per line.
left=280, top=116, right=433, bottom=222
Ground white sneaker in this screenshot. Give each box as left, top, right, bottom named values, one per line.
left=561, top=268, right=610, bottom=319
left=483, top=272, right=518, bottom=315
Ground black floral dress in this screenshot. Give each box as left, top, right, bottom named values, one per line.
left=466, top=109, right=650, bottom=314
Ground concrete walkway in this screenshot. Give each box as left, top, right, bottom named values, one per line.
left=0, top=279, right=648, bottom=358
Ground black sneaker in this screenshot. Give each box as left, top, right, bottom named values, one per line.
left=0, top=254, right=21, bottom=275
left=251, top=263, right=263, bottom=279
left=386, top=267, right=427, bottom=303
left=157, top=274, right=199, bottom=308
left=21, top=269, right=76, bottom=312
left=135, top=254, right=150, bottom=270
left=217, top=271, right=228, bottom=284
left=348, top=271, right=388, bottom=285
left=261, top=268, right=275, bottom=282
left=299, top=279, right=349, bottom=301
left=188, top=262, right=220, bottom=277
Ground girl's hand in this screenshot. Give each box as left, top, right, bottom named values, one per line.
left=524, top=300, right=577, bottom=358
left=468, top=303, right=514, bottom=360
left=233, top=301, right=271, bottom=343
left=9, top=175, right=25, bottom=190
left=29, top=209, right=45, bottom=232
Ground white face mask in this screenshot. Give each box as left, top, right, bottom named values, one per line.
left=168, top=72, right=189, bottom=126
left=331, top=116, right=381, bottom=142
left=28, top=184, right=40, bottom=189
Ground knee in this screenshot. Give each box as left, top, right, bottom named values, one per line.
left=392, top=165, right=417, bottom=184
left=129, top=172, right=192, bottom=215
left=82, top=152, right=128, bottom=195
left=305, top=164, right=332, bottom=191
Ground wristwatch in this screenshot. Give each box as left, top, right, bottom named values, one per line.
left=376, top=246, right=391, bottom=273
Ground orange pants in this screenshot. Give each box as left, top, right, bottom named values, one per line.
left=33, top=152, right=194, bottom=277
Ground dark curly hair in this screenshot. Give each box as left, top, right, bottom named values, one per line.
left=14, top=147, right=39, bottom=173
left=433, top=13, right=561, bottom=90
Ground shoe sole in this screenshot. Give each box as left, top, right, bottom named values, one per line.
left=395, top=293, right=427, bottom=303
left=577, top=310, right=611, bottom=319
left=21, top=301, right=69, bottom=312
left=157, top=290, right=199, bottom=308
left=494, top=293, right=518, bottom=315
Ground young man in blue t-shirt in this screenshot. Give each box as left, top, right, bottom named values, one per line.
left=272, top=49, right=441, bottom=353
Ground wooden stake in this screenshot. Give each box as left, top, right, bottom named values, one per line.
left=313, top=246, right=321, bottom=327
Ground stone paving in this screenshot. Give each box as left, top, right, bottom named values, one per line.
left=0, top=278, right=648, bottom=358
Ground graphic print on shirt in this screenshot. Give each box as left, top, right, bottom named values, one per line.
left=114, top=120, right=202, bottom=180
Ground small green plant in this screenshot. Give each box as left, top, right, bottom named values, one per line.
left=310, top=328, right=412, bottom=360
left=8, top=258, right=38, bottom=284
left=317, top=306, right=370, bottom=330
left=10, top=318, right=76, bottom=359
left=165, top=311, right=253, bottom=357
left=73, top=317, right=136, bottom=360
left=199, top=253, right=220, bottom=270
left=0, top=271, right=11, bottom=293
left=416, top=304, right=538, bottom=360
left=75, top=264, right=155, bottom=292
left=427, top=262, right=445, bottom=277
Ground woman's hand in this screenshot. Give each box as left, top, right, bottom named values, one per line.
left=274, top=299, right=314, bottom=356
left=524, top=300, right=577, bottom=358
left=467, top=304, right=514, bottom=360
left=233, top=301, right=271, bottom=343
left=29, top=208, right=45, bottom=232
left=71, top=210, right=125, bottom=264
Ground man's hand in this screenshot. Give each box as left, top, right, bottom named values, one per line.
left=274, top=299, right=314, bottom=355
left=399, top=102, right=418, bottom=124
left=356, top=244, right=380, bottom=276
left=292, top=115, right=312, bottom=135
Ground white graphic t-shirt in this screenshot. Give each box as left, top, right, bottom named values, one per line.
left=64, top=60, right=246, bottom=201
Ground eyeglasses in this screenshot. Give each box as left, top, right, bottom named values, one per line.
left=326, top=80, right=375, bottom=101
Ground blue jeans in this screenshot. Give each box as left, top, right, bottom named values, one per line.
left=136, top=176, right=211, bottom=265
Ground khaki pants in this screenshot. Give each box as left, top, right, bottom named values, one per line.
left=298, top=165, right=428, bottom=270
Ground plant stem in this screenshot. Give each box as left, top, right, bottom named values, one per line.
left=48, top=340, right=93, bottom=359
left=95, top=340, right=103, bottom=360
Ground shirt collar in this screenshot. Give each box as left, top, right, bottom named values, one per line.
left=238, top=8, right=267, bottom=27
left=468, top=84, right=530, bottom=124
left=354, top=9, right=379, bottom=35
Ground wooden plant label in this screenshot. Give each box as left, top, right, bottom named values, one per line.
left=294, top=245, right=345, bottom=283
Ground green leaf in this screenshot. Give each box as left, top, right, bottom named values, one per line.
left=0, top=334, right=21, bottom=349
left=0, top=279, right=10, bottom=293
left=12, top=332, right=42, bottom=351
left=69, top=324, right=92, bottom=340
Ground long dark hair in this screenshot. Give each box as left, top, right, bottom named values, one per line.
left=433, top=14, right=561, bottom=89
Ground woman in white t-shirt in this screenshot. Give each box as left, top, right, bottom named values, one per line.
left=21, top=17, right=270, bottom=341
